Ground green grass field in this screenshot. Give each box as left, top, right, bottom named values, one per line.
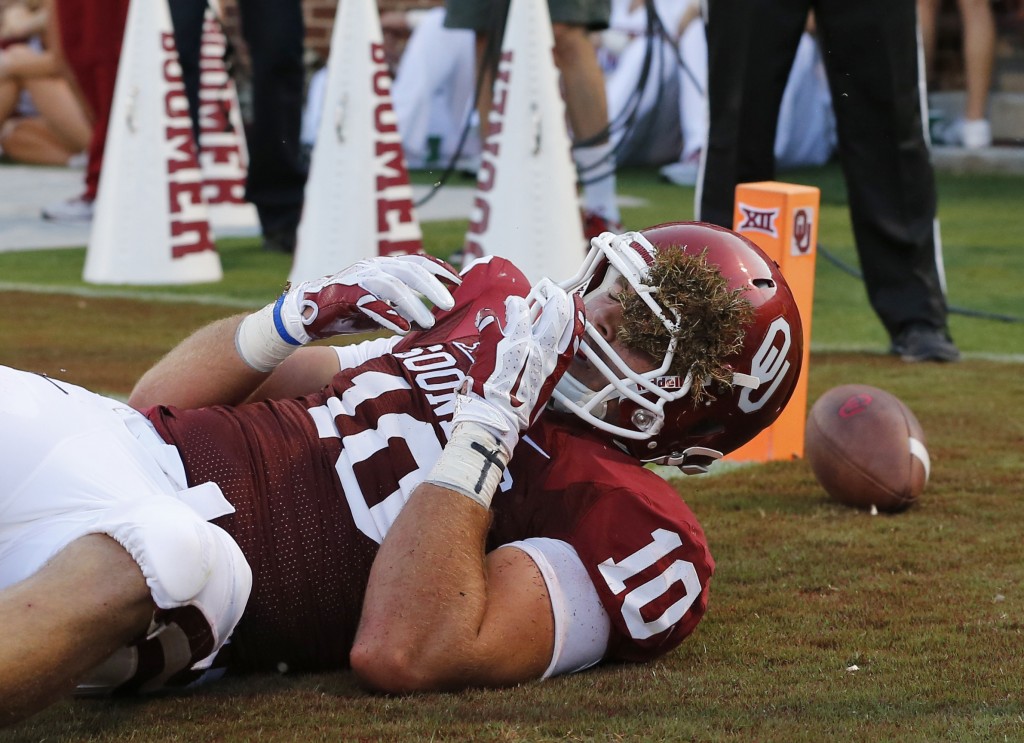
left=1, top=162, right=1023, bottom=741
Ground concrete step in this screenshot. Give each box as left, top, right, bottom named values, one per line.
left=931, top=143, right=1024, bottom=175
left=929, top=90, right=1024, bottom=144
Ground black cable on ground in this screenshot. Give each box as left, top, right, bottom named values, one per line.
left=413, top=2, right=509, bottom=210
left=818, top=244, right=1024, bottom=324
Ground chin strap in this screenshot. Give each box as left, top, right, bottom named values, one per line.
left=551, top=372, right=609, bottom=420
left=658, top=446, right=724, bottom=475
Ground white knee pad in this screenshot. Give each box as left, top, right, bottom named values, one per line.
left=82, top=495, right=252, bottom=692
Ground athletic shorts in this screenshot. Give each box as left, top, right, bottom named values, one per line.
left=0, top=366, right=230, bottom=590
left=444, top=0, right=611, bottom=32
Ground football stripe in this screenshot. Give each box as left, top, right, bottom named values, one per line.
left=909, top=436, right=930, bottom=483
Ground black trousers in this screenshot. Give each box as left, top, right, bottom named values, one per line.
left=170, top=0, right=308, bottom=235
left=697, top=0, right=950, bottom=339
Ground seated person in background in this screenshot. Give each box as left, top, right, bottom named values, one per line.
left=385, top=6, right=480, bottom=171
left=599, top=1, right=836, bottom=186
left=0, top=0, right=90, bottom=167
left=769, top=13, right=836, bottom=171
left=600, top=0, right=698, bottom=169
left=0, top=222, right=803, bottom=726
left=302, top=7, right=480, bottom=172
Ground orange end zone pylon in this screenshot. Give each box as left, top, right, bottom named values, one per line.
left=726, top=181, right=819, bottom=463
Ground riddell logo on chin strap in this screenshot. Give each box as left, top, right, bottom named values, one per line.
left=161, top=32, right=215, bottom=260
left=654, top=376, right=686, bottom=390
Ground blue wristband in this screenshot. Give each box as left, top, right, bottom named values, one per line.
left=272, top=293, right=303, bottom=346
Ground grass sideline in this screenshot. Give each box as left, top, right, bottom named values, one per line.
left=1, top=164, right=1022, bottom=359
left=1, top=164, right=1023, bottom=741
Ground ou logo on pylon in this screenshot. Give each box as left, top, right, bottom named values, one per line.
left=792, top=207, right=814, bottom=255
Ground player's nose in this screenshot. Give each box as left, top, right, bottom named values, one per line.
left=586, top=301, right=619, bottom=345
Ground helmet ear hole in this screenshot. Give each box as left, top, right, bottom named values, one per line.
left=753, top=278, right=775, bottom=289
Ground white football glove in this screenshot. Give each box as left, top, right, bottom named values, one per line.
left=425, top=279, right=585, bottom=509
left=235, top=254, right=461, bottom=372
left=455, top=278, right=586, bottom=452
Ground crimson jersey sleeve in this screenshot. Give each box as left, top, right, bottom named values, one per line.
left=493, top=420, right=715, bottom=664
left=568, top=480, right=714, bottom=662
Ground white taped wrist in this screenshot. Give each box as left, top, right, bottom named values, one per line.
left=451, top=393, right=519, bottom=453
left=234, top=295, right=303, bottom=372
left=425, top=422, right=510, bottom=508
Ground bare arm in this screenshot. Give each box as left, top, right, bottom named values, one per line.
left=129, top=314, right=259, bottom=409
left=351, top=485, right=554, bottom=691
left=0, top=44, right=58, bottom=81
left=0, top=535, right=154, bottom=727
left=128, top=315, right=342, bottom=409
left=352, top=279, right=586, bottom=691
left=129, top=256, right=459, bottom=410
left=677, top=1, right=702, bottom=39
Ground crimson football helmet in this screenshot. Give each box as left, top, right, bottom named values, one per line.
left=552, top=222, right=804, bottom=473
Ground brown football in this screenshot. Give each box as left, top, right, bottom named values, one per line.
left=805, top=384, right=930, bottom=512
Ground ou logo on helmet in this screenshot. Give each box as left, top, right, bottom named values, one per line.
left=738, top=317, right=794, bottom=413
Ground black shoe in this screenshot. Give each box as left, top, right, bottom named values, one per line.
left=890, top=324, right=961, bottom=363
left=261, top=229, right=296, bottom=254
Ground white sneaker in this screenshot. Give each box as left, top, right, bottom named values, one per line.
left=934, top=117, right=992, bottom=149
left=41, top=196, right=95, bottom=222
left=659, top=150, right=702, bottom=187
left=66, top=152, right=88, bottom=169
left=959, top=118, right=992, bottom=149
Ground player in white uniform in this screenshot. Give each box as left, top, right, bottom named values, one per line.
left=0, top=222, right=803, bottom=726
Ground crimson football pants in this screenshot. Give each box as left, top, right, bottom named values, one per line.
left=55, top=0, right=130, bottom=201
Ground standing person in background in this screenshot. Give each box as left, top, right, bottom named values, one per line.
left=39, top=0, right=129, bottom=222
left=444, top=0, right=623, bottom=240
left=919, top=0, right=996, bottom=149
left=170, top=0, right=309, bottom=254
left=697, top=0, right=960, bottom=363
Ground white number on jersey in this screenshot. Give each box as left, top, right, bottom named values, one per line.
left=596, top=528, right=701, bottom=640
left=307, top=369, right=444, bottom=544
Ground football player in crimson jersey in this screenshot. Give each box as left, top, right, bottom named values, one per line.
left=0, top=222, right=803, bottom=725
